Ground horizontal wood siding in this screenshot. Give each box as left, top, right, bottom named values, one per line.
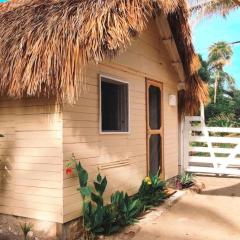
left=0, top=98, right=63, bottom=223
left=63, top=20, right=179, bottom=223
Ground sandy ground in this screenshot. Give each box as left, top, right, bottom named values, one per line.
left=107, top=175, right=240, bottom=240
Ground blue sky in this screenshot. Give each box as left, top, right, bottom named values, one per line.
left=191, top=10, right=240, bottom=88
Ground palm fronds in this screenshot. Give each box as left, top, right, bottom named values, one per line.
left=208, top=41, right=233, bottom=68
left=191, top=0, right=240, bottom=19
left=208, top=41, right=234, bottom=103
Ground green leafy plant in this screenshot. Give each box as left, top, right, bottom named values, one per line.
left=136, top=175, right=167, bottom=207
left=111, top=191, right=142, bottom=226
left=66, top=155, right=123, bottom=235
left=82, top=174, right=115, bottom=235
left=20, top=222, right=33, bottom=240
left=207, top=113, right=240, bottom=128
left=66, top=155, right=167, bottom=237
left=176, top=172, right=195, bottom=189
left=83, top=191, right=142, bottom=235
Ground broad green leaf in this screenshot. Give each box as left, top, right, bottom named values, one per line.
left=79, top=186, right=91, bottom=197
left=96, top=173, right=102, bottom=182
left=91, top=192, right=103, bottom=206
left=100, top=176, right=107, bottom=196
left=94, top=182, right=101, bottom=194
left=78, top=168, right=88, bottom=187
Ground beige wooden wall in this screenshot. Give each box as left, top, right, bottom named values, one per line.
left=0, top=19, right=180, bottom=224
left=0, top=98, right=63, bottom=223
left=63, top=20, right=180, bottom=223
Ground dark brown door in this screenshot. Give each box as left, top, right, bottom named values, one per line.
left=146, top=79, right=164, bottom=177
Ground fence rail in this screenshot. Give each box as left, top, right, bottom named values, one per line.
left=184, top=116, right=240, bottom=176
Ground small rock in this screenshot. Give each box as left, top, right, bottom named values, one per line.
left=28, top=231, right=34, bottom=237
left=124, top=225, right=140, bottom=235
left=190, top=182, right=205, bottom=193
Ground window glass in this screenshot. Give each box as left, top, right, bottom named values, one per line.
left=149, top=85, right=161, bottom=130
left=149, top=135, right=161, bottom=175
left=101, top=77, right=129, bottom=132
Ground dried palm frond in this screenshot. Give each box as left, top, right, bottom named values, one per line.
left=0, top=0, right=180, bottom=103
left=168, top=0, right=209, bottom=114
left=0, top=0, right=208, bottom=114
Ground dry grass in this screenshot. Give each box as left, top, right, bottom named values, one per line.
left=168, top=0, right=209, bottom=114
left=0, top=0, right=208, bottom=114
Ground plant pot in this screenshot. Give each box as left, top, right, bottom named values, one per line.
left=182, top=181, right=194, bottom=189
left=176, top=181, right=182, bottom=190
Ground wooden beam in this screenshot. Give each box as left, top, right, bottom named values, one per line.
left=155, top=12, right=185, bottom=84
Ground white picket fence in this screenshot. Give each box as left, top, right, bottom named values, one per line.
left=184, top=116, right=240, bottom=176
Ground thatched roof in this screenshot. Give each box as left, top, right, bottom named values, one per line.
left=168, top=0, right=208, bottom=114
left=0, top=0, right=207, bottom=114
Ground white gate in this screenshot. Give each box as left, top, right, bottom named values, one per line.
left=184, top=116, right=240, bottom=176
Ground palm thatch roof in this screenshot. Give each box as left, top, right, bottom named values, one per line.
left=168, top=0, right=208, bottom=114
left=0, top=0, right=208, bottom=114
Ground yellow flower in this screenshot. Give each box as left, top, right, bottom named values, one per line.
left=144, top=176, right=152, bottom=185
left=144, top=176, right=150, bottom=182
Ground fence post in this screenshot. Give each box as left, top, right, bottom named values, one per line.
left=200, top=103, right=205, bottom=123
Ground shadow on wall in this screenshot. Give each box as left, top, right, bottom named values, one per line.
left=63, top=122, right=147, bottom=196
left=63, top=67, right=148, bottom=200
left=0, top=97, right=63, bottom=221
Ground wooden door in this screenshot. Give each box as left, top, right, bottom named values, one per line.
left=146, top=79, right=164, bottom=178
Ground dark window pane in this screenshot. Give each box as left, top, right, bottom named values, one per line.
left=149, top=134, right=161, bottom=175
left=101, top=77, right=128, bottom=132
left=149, top=85, right=161, bottom=130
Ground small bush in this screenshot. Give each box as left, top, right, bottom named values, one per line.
left=20, top=222, right=33, bottom=240
left=110, top=191, right=142, bottom=226
left=176, top=172, right=195, bottom=189
left=66, top=155, right=167, bottom=237
left=207, top=113, right=240, bottom=128
left=135, top=175, right=166, bottom=208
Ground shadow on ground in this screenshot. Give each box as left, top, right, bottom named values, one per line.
left=202, top=182, right=240, bottom=197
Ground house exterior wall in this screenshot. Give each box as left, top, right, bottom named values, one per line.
left=0, top=19, right=180, bottom=225
left=63, top=20, right=180, bottom=223
left=0, top=98, right=63, bottom=223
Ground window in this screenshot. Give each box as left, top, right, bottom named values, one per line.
left=100, top=76, right=129, bottom=133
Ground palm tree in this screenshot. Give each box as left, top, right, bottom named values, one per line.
left=190, top=0, right=240, bottom=19
left=208, top=41, right=234, bottom=103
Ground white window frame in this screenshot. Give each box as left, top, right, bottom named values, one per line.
left=99, top=74, right=130, bottom=135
